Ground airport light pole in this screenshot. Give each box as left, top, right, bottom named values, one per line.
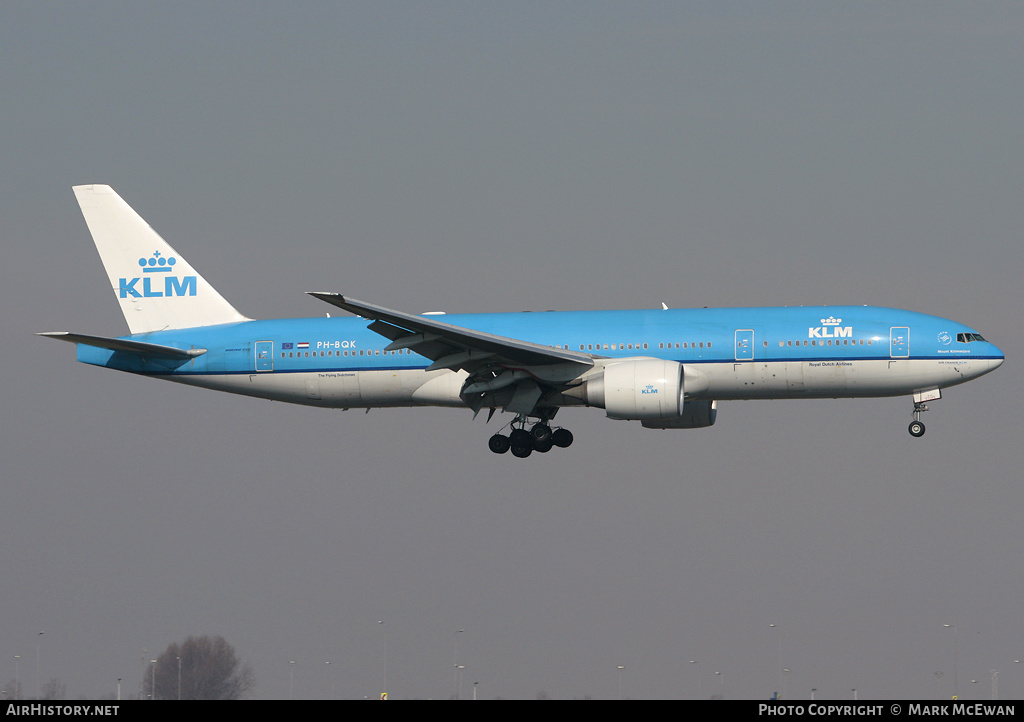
left=35, top=632, right=43, bottom=701
left=139, top=649, right=146, bottom=700
left=944, top=624, right=959, bottom=699
left=454, top=665, right=466, bottom=699
left=453, top=629, right=463, bottom=699
left=378, top=621, right=387, bottom=699
left=770, top=623, right=783, bottom=698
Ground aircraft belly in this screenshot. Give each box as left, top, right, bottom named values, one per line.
left=410, top=370, right=469, bottom=408
left=157, top=358, right=975, bottom=409
left=702, top=359, right=960, bottom=400
left=163, top=370, right=421, bottom=408
left=315, top=370, right=362, bottom=404
left=165, top=372, right=316, bottom=404
left=355, top=369, right=424, bottom=407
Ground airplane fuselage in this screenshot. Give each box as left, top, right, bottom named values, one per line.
left=76, top=305, right=1002, bottom=409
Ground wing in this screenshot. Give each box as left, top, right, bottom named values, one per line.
left=308, top=293, right=595, bottom=417
left=308, top=294, right=594, bottom=372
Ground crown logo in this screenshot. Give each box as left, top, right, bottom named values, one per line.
left=138, top=251, right=177, bottom=273
left=821, top=316, right=842, bottom=326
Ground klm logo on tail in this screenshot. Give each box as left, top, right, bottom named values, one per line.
left=119, top=252, right=197, bottom=298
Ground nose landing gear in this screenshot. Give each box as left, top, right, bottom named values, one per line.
left=908, top=400, right=928, bottom=437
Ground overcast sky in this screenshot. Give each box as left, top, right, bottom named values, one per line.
left=2, top=2, right=1022, bottom=700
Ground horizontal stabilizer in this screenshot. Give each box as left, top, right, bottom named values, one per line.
left=37, top=332, right=206, bottom=359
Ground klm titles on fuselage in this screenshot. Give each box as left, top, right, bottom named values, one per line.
left=119, top=252, right=196, bottom=298
left=808, top=316, right=852, bottom=339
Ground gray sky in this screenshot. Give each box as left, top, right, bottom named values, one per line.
left=2, top=2, right=1022, bottom=700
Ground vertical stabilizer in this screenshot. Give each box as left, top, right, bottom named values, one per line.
left=73, top=185, right=249, bottom=334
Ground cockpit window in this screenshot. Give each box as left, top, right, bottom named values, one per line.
left=956, top=332, right=987, bottom=343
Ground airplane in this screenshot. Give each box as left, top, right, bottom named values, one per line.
left=40, top=185, right=1004, bottom=457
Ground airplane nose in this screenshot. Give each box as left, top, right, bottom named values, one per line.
left=990, top=345, right=1005, bottom=371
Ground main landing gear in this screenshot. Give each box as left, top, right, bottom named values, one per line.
left=488, top=419, right=574, bottom=457
left=908, top=400, right=928, bottom=438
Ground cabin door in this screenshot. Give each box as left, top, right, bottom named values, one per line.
left=735, top=329, right=754, bottom=361
left=890, top=327, right=910, bottom=358
left=255, top=341, right=274, bottom=371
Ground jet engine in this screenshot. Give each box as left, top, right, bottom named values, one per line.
left=565, top=357, right=717, bottom=428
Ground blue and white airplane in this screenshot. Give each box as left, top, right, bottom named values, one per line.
left=41, top=185, right=1004, bottom=457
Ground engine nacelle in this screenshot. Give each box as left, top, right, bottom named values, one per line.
left=564, top=358, right=717, bottom=427
left=641, top=400, right=718, bottom=429
left=583, top=358, right=684, bottom=420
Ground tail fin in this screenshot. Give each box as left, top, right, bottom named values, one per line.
left=73, top=185, right=249, bottom=334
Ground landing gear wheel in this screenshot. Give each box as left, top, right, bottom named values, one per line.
left=510, top=442, right=533, bottom=458
left=530, top=423, right=552, bottom=443
left=909, top=398, right=930, bottom=438
left=488, top=433, right=511, bottom=454
left=496, top=420, right=571, bottom=457
left=551, top=428, right=574, bottom=448
left=509, top=428, right=532, bottom=446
